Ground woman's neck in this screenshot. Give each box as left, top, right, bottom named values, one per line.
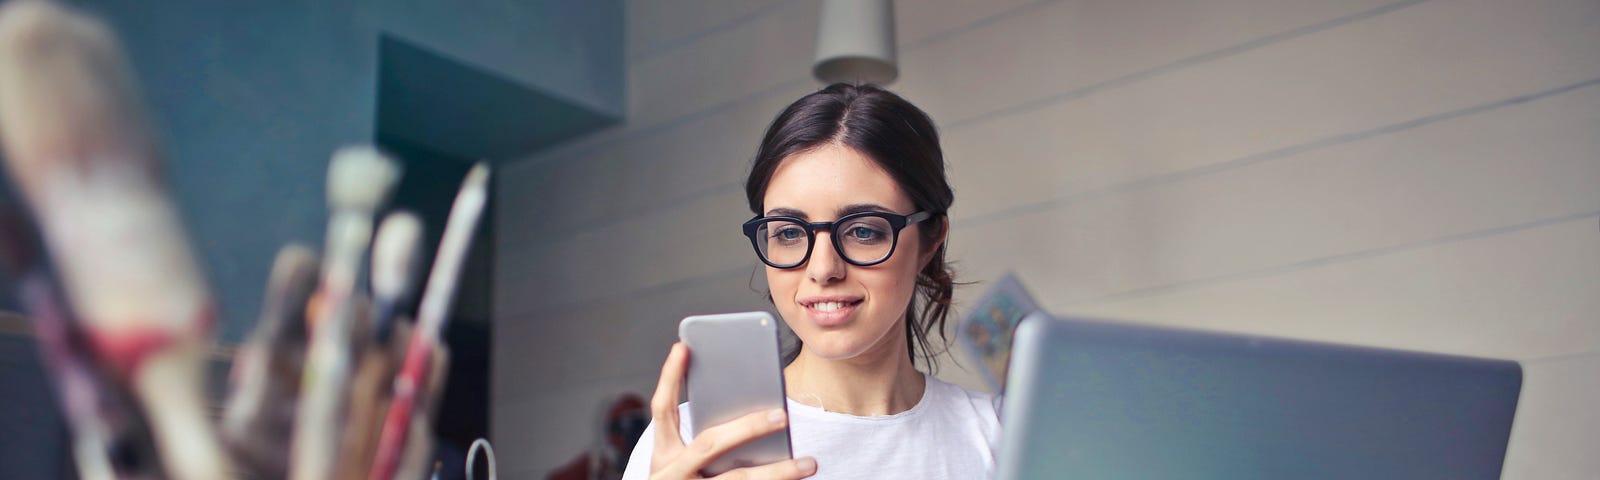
left=783, top=334, right=927, bottom=417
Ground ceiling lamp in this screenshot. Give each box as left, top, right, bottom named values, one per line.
left=812, top=0, right=898, bottom=85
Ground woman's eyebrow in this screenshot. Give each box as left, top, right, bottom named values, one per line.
left=765, top=207, right=807, bottom=219
left=837, top=203, right=893, bottom=216
left=765, top=204, right=894, bottom=219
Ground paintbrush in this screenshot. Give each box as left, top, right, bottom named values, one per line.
left=369, top=163, right=490, bottom=480
left=370, top=210, right=424, bottom=342
left=0, top=2, right=230, bottom=479
left=289, top=146, right=400, bottom=480
left=331, top=210, right=423, bottom=480
left=222, top=244, right=319, bottom=480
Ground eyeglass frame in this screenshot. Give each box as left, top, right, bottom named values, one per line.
left=741, top=210, right=935, bottom=269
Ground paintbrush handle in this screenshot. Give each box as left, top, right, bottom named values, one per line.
left=368, top=334, right=433, bottom=480
left=414, top=164, right=490, bottom=340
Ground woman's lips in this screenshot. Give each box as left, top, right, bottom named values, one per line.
left=800, top=297, right=863, bottom=328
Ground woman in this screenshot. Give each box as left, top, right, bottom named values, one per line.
left=622, top=84, right=1000, bottom=479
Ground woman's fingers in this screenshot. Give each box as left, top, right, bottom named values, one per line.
left=663, top=407, right=789, bottom=478
left=649, top=343, right=690, bottom=459
left=709, top=457, right=817, bottom=480
left=647, top=343, right=803, bottom=480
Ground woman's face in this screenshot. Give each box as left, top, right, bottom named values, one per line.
left=761, top=143, right=940, bottom=362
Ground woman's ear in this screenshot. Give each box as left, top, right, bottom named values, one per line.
left=918, top=216, right=948, bottom=269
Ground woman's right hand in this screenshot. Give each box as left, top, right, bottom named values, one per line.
left=647, top=342, right=818, bottom=479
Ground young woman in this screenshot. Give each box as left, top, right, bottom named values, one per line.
left=621, top=84, right=1000, bottom=479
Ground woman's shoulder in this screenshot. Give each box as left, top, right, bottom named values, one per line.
left=920, top=374, right=1004, bottom=457
left=923, top=374, right=1002, bottom=421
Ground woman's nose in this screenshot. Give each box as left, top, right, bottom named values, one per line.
left=806, top=231, right=847, bottom=285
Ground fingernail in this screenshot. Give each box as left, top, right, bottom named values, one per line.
left=768, top=409, right=786, bottom=425
left=796, top=457, right=817, bottom=474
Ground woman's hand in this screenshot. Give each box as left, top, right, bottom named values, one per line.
left=647, top=343, right=817, bottom=479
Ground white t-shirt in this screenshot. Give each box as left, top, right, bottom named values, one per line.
left=620, top=374, right=1001, bottom=480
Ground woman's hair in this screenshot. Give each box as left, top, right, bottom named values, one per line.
left=745, top=83, right=957, bottom=371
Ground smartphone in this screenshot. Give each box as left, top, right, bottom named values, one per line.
left=678, top=311, right=793, bottom=476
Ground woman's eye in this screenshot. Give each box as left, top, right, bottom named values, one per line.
left=770, top=226, right=805, bottom=242
left=846, top=226, right=884, bottom=241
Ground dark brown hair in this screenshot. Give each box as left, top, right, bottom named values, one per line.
left=745, top=83, right=956, bottom=370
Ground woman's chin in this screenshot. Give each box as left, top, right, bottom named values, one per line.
left=796, top=330, right=886, bottom=361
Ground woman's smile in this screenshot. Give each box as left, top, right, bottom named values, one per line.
left=798, top=294, right=864, bottom=327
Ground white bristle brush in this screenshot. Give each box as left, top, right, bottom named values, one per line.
left=0, top=3, right=230, bottom=479
left=289, top=145, right=399, bottom=480
left=370, top=210, right=423, bottom=342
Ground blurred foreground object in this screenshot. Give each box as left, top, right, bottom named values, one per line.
left=0, top=1, right=231, bottom=478
left=956, top=273, right=1041, bottom=393
left=222, top=245, right=319, bottom=479
left=18, top=273, right=163, bottom=480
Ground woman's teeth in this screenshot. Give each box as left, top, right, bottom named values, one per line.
left=813, top=301, right=846, bottom=312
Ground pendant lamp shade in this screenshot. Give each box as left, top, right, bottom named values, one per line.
left=813, top=0, right=897, bottom=85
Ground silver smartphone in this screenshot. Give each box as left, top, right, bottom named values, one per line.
left=678, top=311, right=793, bottom=476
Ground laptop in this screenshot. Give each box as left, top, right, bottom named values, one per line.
left=998, top=313, right=1522, bottom=480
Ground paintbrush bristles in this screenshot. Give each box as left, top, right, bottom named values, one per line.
left=316, top=147, right=398, bottom=295
left=371, top=211, right=423, bottom=302
left=327, top=146, right=400, bottom=212
left=0, top=1, right=157, bottom=192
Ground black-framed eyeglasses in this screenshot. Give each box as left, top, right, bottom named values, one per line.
left=741, top=210, right=934, bottom=268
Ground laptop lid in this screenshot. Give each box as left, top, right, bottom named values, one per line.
left=998, top=314, right=1522, bottom=480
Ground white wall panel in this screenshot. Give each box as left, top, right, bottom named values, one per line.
left=895, top=0, right=1039, bottom=48
left=939, top=0, right=1600, bottom=220
left=949, top=82, right=1600, bottom=311
left=627, top=0, right=820, bottom=127
left=627, top=0, right=787, bottom=60
left=1058, top=215, right=1600, bottom=360
left=498, top=188, right=753, bottom=314
left=894, top=0, right=1407, bottom=125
